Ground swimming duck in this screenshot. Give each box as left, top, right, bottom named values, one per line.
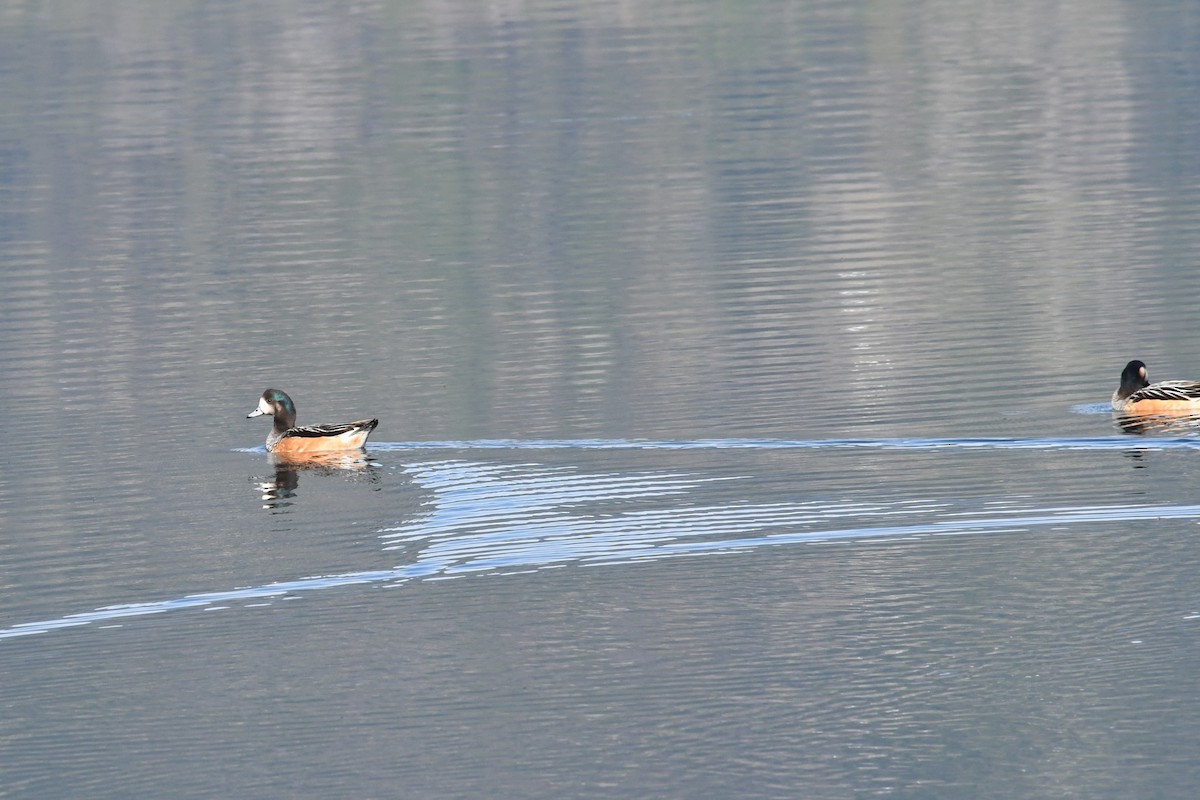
left=247, top=389, right=378, bottom=455
left=1112, top=360, right=1200, bottom=413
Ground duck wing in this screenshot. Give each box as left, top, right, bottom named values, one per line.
left=283, top=419, right=379, bottom=438
left=1128, top=381, right=1200, bottom=403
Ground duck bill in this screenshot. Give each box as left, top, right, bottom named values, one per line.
left=246, top=407, right=266, bottom=418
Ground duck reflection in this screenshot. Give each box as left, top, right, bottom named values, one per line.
left=255, top=451, right=379, bottom=510
left=1113, top=410, right=1200, bottom=436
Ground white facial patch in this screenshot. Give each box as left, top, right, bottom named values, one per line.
left=259, top=396, right=273, bottom=415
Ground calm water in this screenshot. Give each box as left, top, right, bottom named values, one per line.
left=4, top=1, right=1200, bottom=797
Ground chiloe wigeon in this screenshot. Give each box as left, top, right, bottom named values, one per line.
left=247, top=389, right=378, bottom=455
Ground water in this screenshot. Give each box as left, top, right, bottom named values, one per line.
left=5, top=1, right=1200, bottom=797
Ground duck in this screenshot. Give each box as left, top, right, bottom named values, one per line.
left=247, top=389, right=378, bottom=455
left=1112, top=360, right=1200, bottom=413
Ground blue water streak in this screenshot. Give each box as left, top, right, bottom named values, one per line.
left=5, top=498, right=1200, bottom=641
left=366, top=436, right=1200, bottom=452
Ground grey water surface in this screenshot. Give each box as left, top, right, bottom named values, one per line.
left=4, top=1, right=1200, bottom=798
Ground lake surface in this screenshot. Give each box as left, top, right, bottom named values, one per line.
left=4, top=1, right=1200, bottom=797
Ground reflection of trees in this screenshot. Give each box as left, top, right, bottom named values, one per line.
left=3, top=1, right=1184, bottom=442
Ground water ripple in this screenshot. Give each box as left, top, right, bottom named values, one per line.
left=5, top=454, right=1200, bottom=641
